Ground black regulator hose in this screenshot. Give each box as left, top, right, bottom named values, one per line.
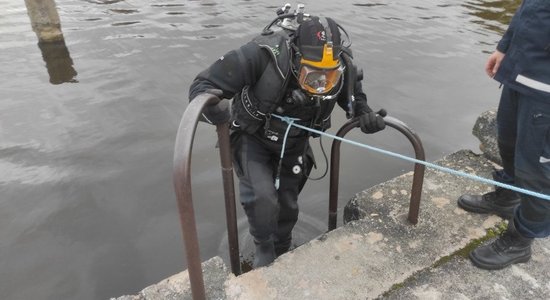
left=341, top=52, right=357, bottom=119
left=262, top=13, right=299, bottom=35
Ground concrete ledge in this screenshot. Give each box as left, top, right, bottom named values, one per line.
left=222, top=150, right=504, bottom=299
left=116, top=110, right=550, bottom=299
left=113, top=257, right=229, bottom=300
left=383, top=240, right=550, bottom=299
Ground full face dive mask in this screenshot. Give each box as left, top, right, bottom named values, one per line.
left=295, top=17, right=343, bottom=95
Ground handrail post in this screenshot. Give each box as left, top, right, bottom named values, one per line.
left=216, top=123, right=242, bottom=275
left=328, top=116, right=426, bottom=231
left=173, top=94, right=242, bottom=299
left=383, top=116, right=426, bottom=224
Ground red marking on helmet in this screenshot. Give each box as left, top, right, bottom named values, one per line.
left=316, top=31, right=326, bottom=41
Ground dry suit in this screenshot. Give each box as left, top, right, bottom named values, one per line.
left=189, top=23, right=373, bottom=260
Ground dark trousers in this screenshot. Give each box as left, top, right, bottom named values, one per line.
left=497, top=86, right=550, bottom=237
left=231, top=132, right=312, bottom=248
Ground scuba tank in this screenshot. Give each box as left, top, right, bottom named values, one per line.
left=262, top=3, right=309, bottom=35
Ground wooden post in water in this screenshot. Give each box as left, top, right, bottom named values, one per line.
left=25, top=0, right=77, bottom=84
left=25, top=0, right=64, bottom=43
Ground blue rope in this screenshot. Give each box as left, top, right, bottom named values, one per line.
left=271, top=114, right=550, bottom=201
left=274, top=116, right=300, bottom=190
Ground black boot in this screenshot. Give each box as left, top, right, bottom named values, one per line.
left=457, top=187, right=520, bottom=219
left=274, top=236, right=291, bottom=257
left=253, top=238, right=276, bottom=268
left=469, top=221, right=533, bottom=270
left=458, top=170, right=520, bottom=219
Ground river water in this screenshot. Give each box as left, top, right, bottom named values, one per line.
left=0, top=0, right=519, bottom=299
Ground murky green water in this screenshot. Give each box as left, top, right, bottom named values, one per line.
left=0, top=0, right=519, bottom=299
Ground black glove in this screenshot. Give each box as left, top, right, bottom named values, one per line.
left=202, top=89, right=230, bottom=125
left=359, top=109, right=386, bottom=134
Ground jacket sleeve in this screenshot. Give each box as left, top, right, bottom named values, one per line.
left=351, top=80, right=372, bottom=114
left=496, top=0, right=525, bottom=53
left=337, top=74, right=371, bottom=116
left=336, top=49, right=372, bottom=116
left=188, top=41, right=268, bottom=102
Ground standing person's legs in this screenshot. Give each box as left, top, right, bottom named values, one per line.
left=496, top=87, right=519, bottom=178
left=457, top=86, right=520, bottom=218
left=470, top=90, right=550, bottom=269
left=513, top=94, right=550, bottom=238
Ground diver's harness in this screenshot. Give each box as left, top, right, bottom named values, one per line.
left=233, top=4, right=362, bottom=188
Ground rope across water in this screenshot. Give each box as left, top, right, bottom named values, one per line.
left=272, top=114, right=550, bottom=201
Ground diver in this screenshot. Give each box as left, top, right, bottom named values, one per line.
left=189, top=4, right=386, bottom=268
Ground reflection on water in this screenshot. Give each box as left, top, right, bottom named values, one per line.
left=464, top=0, right=522, bottom=34
left=38, top=41, right=78, bottom=84
left=0, top=0, right=522, bottom=299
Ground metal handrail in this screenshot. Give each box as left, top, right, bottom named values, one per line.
left=328, top=116, right=426, bottom=230
left=173, top=94, right=241, bottom=300
left=173, top=96, right=425, bottom=299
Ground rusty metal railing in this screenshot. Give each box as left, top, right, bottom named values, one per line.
left=173, top=95, right=425, bottom=299
left=328, top=116, right=426, bottom=230
left=173, top=94, right=240, bottom=300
